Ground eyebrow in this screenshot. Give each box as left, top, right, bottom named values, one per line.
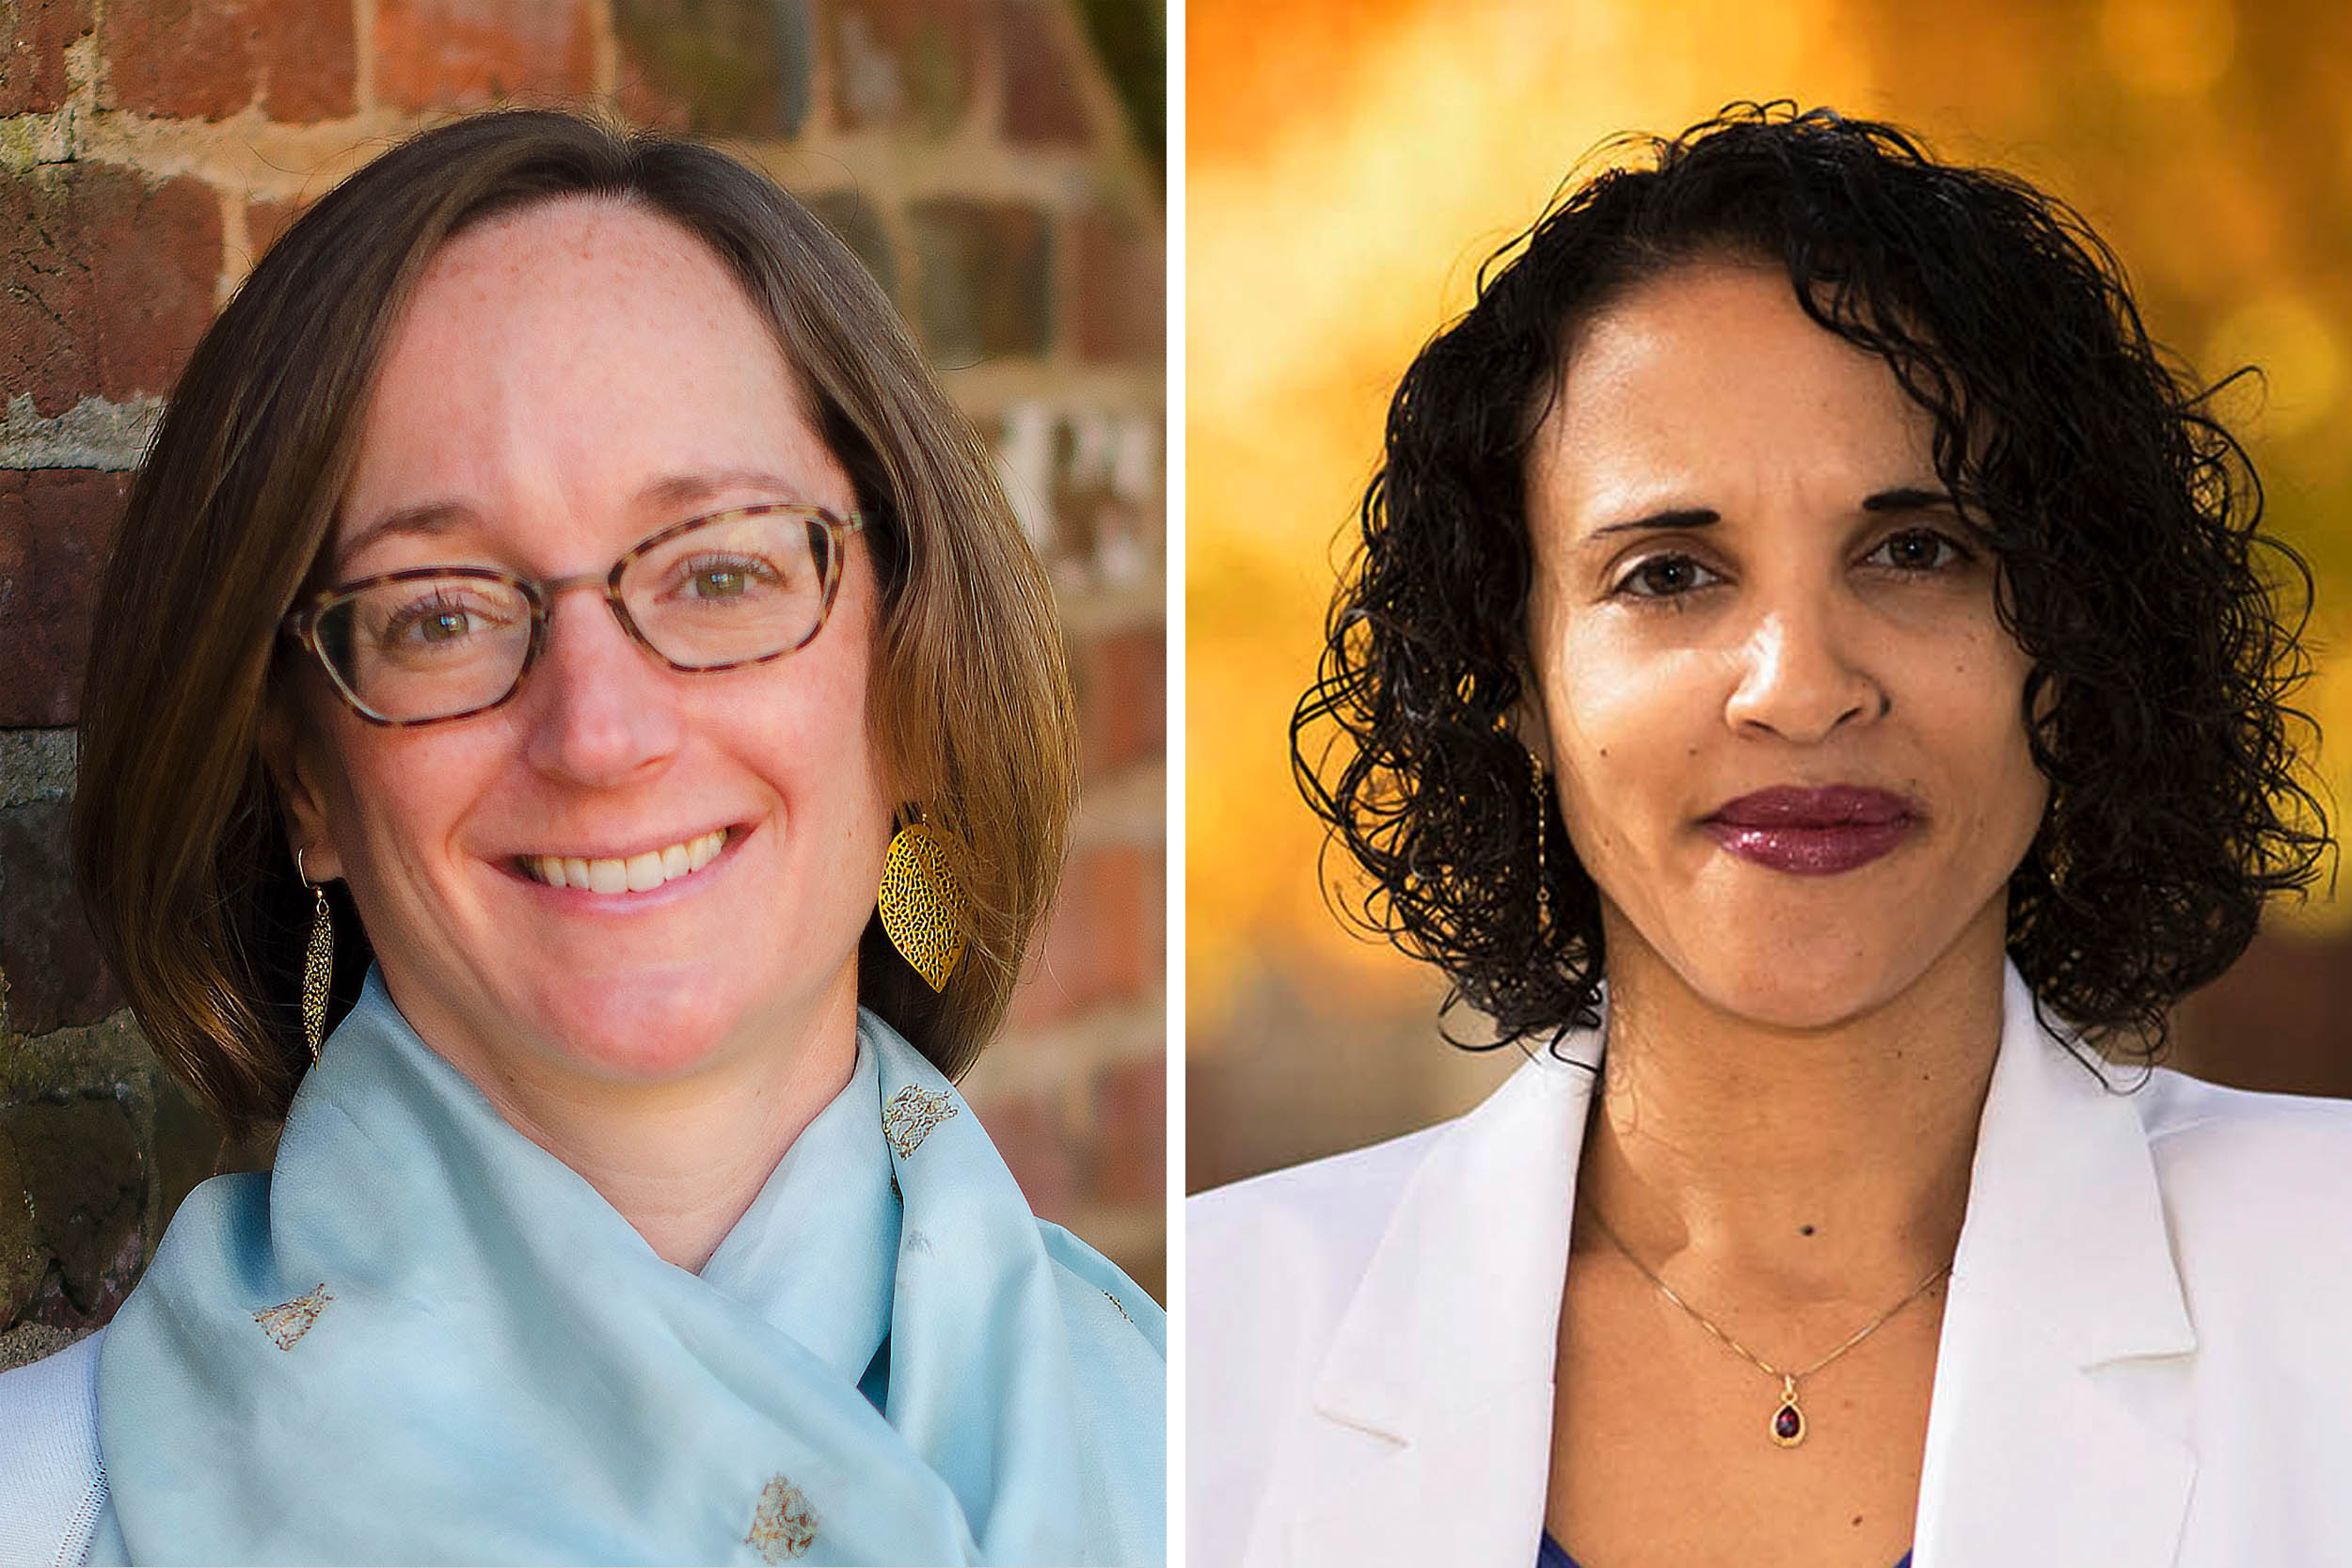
left=1858, top=485, right=1958, bottom=514
left=336, top=468, right=814, bottom=564
left=1582, top=485, right=1956, bottom=541
left=1586, top=505, right=1720, bottom=540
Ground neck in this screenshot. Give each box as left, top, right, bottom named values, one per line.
left=400, top=971, right=864, bottom=1274
left=1576, top=906, right=2007, bottom=1307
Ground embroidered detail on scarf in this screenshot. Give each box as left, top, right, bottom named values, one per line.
left=253, top=1284, right=334, bottom=1350
left=1102, top=1288, right=1134, bottom=1324
left=745, top=1474, right=818, bottom=1562
left=882, top=1085, right=959, bottom=1158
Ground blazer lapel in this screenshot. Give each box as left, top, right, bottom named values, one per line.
left=1251, top=1033, right=1602, bottom=1568
left=1248, top=964, right=2199, bottom=1568
left=1912, top=964, right=2197, bottom=1568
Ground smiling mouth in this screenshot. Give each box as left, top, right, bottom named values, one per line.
left=513, top=828, right=733, bottom=893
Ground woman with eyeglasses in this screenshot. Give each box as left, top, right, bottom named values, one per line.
left=1189, top=106, right=2347, bottom=1568
left=0, top=110, right=1163, bottom=1566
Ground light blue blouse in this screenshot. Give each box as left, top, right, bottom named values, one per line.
left=79, top=971, right=1164, bottom=1564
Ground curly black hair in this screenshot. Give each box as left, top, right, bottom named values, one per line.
left=1292, top=103, right=2333, bottom=1061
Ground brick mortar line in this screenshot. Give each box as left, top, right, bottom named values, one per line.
left=0, top=392, right=162, bottom=471
left=36, top=109, right=1155, bottom=223
left=3, top=0, right=1161, bottom=213
left=747, top=132, right=1152, bottom=216
left=20, top=114, right=1164, bottom=394
left=350, top=0, right=375, bottom=114
left=586, top=0, right=620, bottom=104
left=71, top=0, right=104, bottom=117
left=1032, top=0, right=1160, bottom=218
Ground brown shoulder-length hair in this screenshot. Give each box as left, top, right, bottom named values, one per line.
left=73, top=108, right=1077, bottom=1138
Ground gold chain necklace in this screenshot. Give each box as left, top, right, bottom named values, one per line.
left=1579, top=1199, right=1952, bottom=1449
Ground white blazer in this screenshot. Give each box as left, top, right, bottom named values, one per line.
left=1188, top=962, right=2352, bottom=1568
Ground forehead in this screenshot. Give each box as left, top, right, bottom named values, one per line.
left=338, top=196, right=838, bottom=549
left=1527, top=262, right=1936, bottom=529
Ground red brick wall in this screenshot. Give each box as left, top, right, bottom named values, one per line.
left=0, top=0, right=1165, bottom=1365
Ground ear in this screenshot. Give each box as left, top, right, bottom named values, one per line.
left=1505, top=653, right=1557, bottom=775
left=259, top=695, right=345, bottom=883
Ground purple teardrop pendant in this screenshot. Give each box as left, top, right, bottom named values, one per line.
left=1770, top=1374, right=1805, bottom=1448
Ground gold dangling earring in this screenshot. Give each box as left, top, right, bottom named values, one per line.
left=296, top=849, right=331, bottom=1064
left=878, top=811, right=970, bottom=992
left=1530, top=749, right=1552, bottom=936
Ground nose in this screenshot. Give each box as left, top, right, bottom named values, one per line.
left=520, top=585, right=686, bottom=784
left=1722, top=594, right=1887, bottom=743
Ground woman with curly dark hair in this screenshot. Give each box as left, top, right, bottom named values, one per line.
left=1190, top=105, right=2344, bottom=1568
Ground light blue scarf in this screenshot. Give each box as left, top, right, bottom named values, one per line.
left=95, top=971, right=1165, bottom=1564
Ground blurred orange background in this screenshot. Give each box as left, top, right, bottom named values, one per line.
left=1187, top=0, right=2352, bottom=1191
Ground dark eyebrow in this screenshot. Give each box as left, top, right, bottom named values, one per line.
left=1583, top=487, right=1957, bottom=545
left=1587, top=506, right=1720, bottom=540
left=337, top=469, right=812, bottom=566
left=1860, top=485, right=1956, bottom=513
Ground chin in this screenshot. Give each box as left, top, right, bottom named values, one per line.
left=516, top=967, right=753, bottom=1081
left=1650, top=927, right=1934, bottom=1036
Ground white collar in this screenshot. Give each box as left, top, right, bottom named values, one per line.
left=1262, top=961, right=2196, bottom=1568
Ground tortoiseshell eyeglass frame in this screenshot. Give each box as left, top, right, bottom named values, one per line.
left=279, top=502, right=866, bottom=728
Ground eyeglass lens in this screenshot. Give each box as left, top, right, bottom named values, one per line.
left=312, top=511, right=835, bottom=722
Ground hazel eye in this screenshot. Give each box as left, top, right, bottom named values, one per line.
left=669, top=552, right=787, bottom=603
left=1613, top=553, right=1722, bottom=598
left=381, top=589, right=516, bottom=648
left=1866, top=529, right=1970, bottom=573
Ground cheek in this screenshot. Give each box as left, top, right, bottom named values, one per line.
left=329, top=730, right=510, bottom=903
left=316, top=723, right=449, bottom=842
left=1539, top=623, right=1701, bottom=832
left=743, top=636, right=890, bottom=839
left=1919, top=634, right=2046, bottom=830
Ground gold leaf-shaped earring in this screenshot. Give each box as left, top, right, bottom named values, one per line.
left=878, top=816, right=969, bottom=992
left=296, top=848, right=331, bottom=1063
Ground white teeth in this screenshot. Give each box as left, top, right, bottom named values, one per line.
left=529, top=830, right=728, bottom=894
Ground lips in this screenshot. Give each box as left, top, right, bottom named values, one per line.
left=1702, top=785, right=1918, bottom=875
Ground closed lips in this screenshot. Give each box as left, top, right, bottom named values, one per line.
left=1707, top=786, right=1915, bottom=827
left=518, top=830, right=729, bottom=892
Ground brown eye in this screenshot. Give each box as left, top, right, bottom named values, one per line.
left=1867, top=529, right=1969, bottom=573
left=1615, top=553, right=1721, bottom=598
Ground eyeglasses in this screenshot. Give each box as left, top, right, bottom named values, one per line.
left=283, top=503, right=866, bottom=726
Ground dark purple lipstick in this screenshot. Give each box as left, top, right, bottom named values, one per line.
left=1701, top=784, right=1918, bottom=876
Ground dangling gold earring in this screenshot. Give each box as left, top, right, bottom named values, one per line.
left=1529, top=749, right=1552, bottom=936
left=296, top=849, right=331, bottom=1063
left=878, top=812, right=970, bottom=991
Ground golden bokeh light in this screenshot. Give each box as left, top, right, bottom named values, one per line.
left=2100, top=0, right=2237, bottom=98
left=2207, top=293, right=2344, bottom=439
